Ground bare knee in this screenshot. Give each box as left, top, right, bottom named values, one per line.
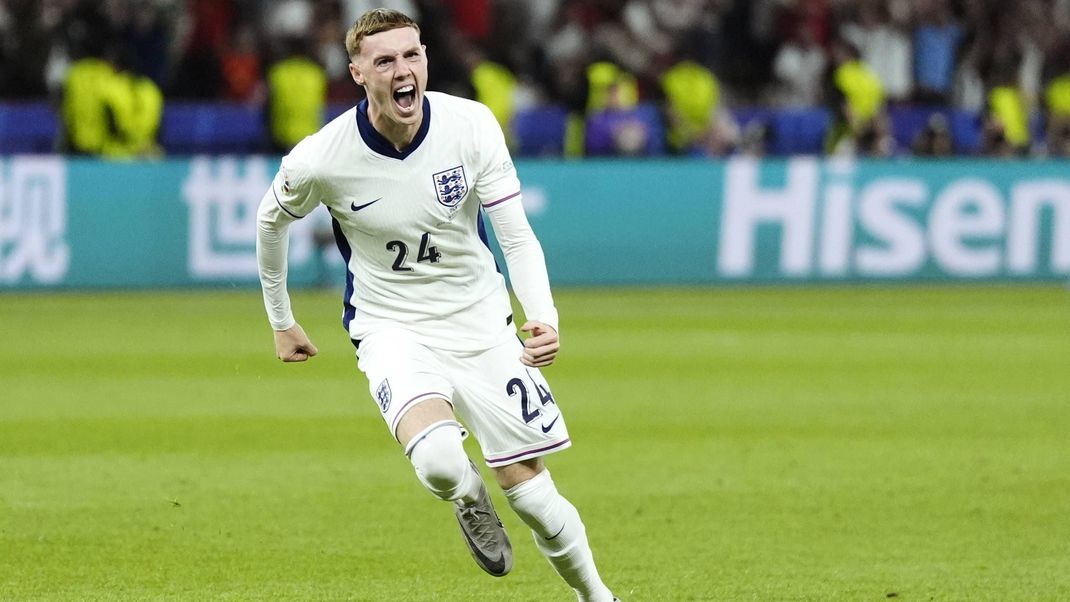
left=492, top=457, right=544, bottom=490
left=396, top=398, right=455, bottom=448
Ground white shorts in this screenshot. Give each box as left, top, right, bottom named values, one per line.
left=355, top=329, right=571, bottom=468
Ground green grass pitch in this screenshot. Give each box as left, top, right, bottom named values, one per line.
left=2, top=286, right=1069, bottom=601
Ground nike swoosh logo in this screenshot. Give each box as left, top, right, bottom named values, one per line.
left=543, top=522, right=566, bottom=540
left=458, top=524, right=509, bottom=576
left=351, top=198, right=381, bottom=212
left=541, top=416, right=559, bottom=433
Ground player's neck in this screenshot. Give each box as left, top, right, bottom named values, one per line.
left=367, top=104, right=422, bottom=152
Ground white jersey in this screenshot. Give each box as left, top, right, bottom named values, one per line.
left=256, top=91, right=557, bottom=351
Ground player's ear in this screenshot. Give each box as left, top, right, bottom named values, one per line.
left=349, top=62, right=364, bottom=86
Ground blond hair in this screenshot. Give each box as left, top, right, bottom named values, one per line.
left=345, top=9, right=420, bottom=60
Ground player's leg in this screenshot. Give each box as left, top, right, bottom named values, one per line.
left=356, top=330, right=512, bottom=576
left=398, top=404, right=513, bottom=576
left=496, top=458, right=616, bottom=602
left=398, top=400, right=482, bottom=503
left=446, top=337, right=616, bottom=601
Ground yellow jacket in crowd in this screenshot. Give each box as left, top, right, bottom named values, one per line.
left=62, top=58, right=163, bottom=158
left=1045, top=74, right=1070, bottom=119
left=267, top=56, right=327, bottom=151
left=988, top=85, right=1030, bottom=149
left=834, top=59, right=884, bottom=130
left=471, top=60, right=517, bottom=145
left=661, top=60, right=720, bottom=153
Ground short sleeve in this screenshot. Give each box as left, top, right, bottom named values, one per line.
left=472, top=105, right=522, bottom=209
left=271, top=154, right=320, bottom=219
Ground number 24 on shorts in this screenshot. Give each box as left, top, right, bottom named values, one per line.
left=506, top=373, right=556, bottom=427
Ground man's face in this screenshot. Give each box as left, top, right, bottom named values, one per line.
left=350, top=26, right=427, bottom=128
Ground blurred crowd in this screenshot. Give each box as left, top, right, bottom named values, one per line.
left=2, top=0, right=1070, bottom=157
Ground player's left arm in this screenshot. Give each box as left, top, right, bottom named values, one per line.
left=486, top=200, right=560, bottom=367
left=471, top=104, right=560, bottom=367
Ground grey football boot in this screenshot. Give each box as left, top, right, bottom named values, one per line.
left=454, top=463, right=513, bottom=577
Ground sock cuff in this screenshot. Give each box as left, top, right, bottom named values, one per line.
left=403, top=419, right=465, bottom=457
left=504, top=468, right=553, bottom=500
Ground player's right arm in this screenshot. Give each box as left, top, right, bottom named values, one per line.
left=272, top=322, right=318, bottom=362
left=256, top=156, right=321, bottom=362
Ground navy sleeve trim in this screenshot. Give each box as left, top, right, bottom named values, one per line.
left=482, top=191, right=520, bottom=209
left=273, top=186, right=305, bottom=219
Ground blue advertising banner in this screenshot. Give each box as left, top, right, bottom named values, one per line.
left=1, top=156, right=1068, bottom=289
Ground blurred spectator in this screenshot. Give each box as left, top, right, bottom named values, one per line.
left=982, top=60, right=1031, bottom=157
left=717, top=0, right=784, bottom=98
left=856, top=112, right=895, bottom=157
left=1044, top=59, right=1070, bottom=156
left=266, top=38, right=326, bottom=152
left=598, top=0, right=674, bottom=81
left=584, top=61, right=661, bottom=156
left=61, top=44, right=163, bottom=158
left=649, top=0, right=724, bottom=57
left=1045, top=71, right=1070, bottom=124
left=110, top=66, right=164, bottom=158
left=1047, top=121, right=1070, bottom=157
left=1011, top=1, right=1062, bottom=111
left=443, top=0, right=493, bottom=43
left=951, top=26, right=987, bottom=112
left=839, top=0, right=912, bottom=103
left=220, top=23, right=264, bottom=103
left=314, top=2, right=354, bottom=102
left=412, top=1, right=473, bottom=98
left=660, top=59, right=720, bottom=154
left=467, top=51, right=519, bottom=144
left=540, top=2, right=590, bottom=71
left=911, top=112, right=954, bottom=156
left=706, top=110, right=742, bottom=156
left=262, top=0, right=312, bottom=40
left=738, top=120, right=769, bottom=157
left=61, top=51, right=116, bottom=155
left=771, top=19, right=827, bottom=107
left=912, top=0, right=963, bottom=104
left=0, top=0, right=54, bottom=98
left=341, top=0, right=419, bottom=31
left=170, top=0, right=231, bottom=98
left=123, top=0, right=172, bottom=87
left=790, top=0, right=831, bottom=48
left=825, top=38, right=888, bottom=156
left=534, top=2, right=593, bottom=157
left=586, top=61, right=639, bottom=114
left=584, top=104, right=665, bottom=157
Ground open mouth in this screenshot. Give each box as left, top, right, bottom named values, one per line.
left=393, top=84, right=416, bottom=111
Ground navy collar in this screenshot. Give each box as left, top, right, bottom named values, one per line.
left=356, top=97, right=431, bottom=160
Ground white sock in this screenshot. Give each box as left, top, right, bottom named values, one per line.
left=454, top=463, right=483, bottom=506
left=505, top=470, right=614, bottom=602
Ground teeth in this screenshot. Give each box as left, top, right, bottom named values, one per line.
left=396, top=85, right=414, bottom=94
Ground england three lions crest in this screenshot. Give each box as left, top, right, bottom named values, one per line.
left=375, top=379, right=392, bottom=413
left=432, top=166, right=468, bottom=208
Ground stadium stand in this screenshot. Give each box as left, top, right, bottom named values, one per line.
left=0, top=101, right=1046, bottom=158
left=1, top=0, right=1068, bottom=158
